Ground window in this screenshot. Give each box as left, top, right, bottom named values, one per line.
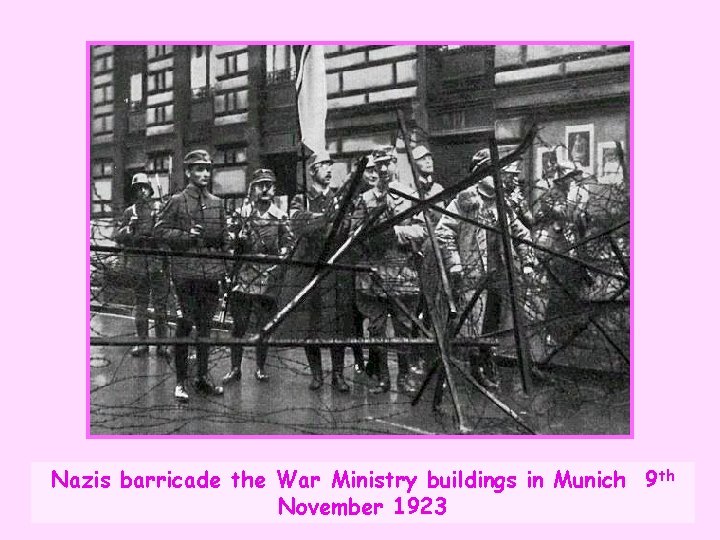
left=91, top=158, right=114, bottom=217
left=214, top=147, right=247, bottom=165
left=146, top=104, right=173, bottom=126
left=129, top=72, right=143, bottom=109
left=214, top=89, right=248, bottom=115
left=218, top=50, right=248, bottom=79
left=92, top=114, right=114, bottom=134
left=93, top=54, right=114, bottom=73
left=266, top=45, right=296, bottom=83
left=147, top=69, right=173, bottom=93
left=147, top=45, right=173, bottom=59
left=147, top=153, right=172, bottom=173
left=93, top=84, right=114, bottom=105
left=213, top=146, right=248, bottom=196
left=191, top=46, right=212, bottom=98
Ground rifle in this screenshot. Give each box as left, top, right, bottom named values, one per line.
left=220, top=197, right=249, bottom=324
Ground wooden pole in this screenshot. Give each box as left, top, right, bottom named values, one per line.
left=489, top=136, right=533, bottom=394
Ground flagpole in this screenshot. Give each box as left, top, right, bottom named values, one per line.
left=294, top=44, right=327, bottom=211
left=300, top=143, right=309, bottom=210
left=294, top=48, right=308, bottom=209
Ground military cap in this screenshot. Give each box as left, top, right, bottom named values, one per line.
left=183, top=149, right=212, bottom=165
left=371, top=146, right=396, bottom=163
left=476, top=176, right=496, bottom=199
left=250, top=168, right=276, bottom=184
left=470, top=148, right=491, bottom=170
left=308, top=150, right=333, bottom=168
left=411, top=145, right=432, bottom=160
left=503, top=161, right=521, bottom=174
left=131, top=172, right=154, bottom=195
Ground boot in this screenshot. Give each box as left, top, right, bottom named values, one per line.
left=131, top=344, right=149, bottom=357
left=352, top=346, right=365, bottom=374
left=195, top=376, right=224, bottom=396
left=307, top=347, right=323, bottom=391
left=365, top=347, right=380, bottom=379
left=396, top=355, right=419, bottom=395
left=155, top=316, right=170, bottom=358
left=470, top=350, right=499, bottom=390
left=254, top=345, right=269, bottom=382
left=369, top=357, right=390, bottom=394
left=222, top=345, right=243, bottom=384
left=174, top=380, right=189, bottom=403
left=131, top=316, right=149, bottom=356
left=409, top=358, right=426, bottom=376
left=331, top=350, right=350, bottom=393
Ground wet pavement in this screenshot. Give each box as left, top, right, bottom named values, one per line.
left=90, top=311, right=629, bottom=436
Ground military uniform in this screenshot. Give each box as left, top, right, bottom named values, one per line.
left=113, top=175, right=170, bottom=357
left=153, top=150, right=227, bottom=401
left=436, top=178, right=534, bottom=385
left=352, top=176, right=442, bottom=393
left=278, top=150, right=359, bottom=392
left=224, top=184, right=293, bottom=383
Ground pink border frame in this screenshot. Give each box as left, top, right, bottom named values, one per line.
left=87, top=40, right=633, bottom=440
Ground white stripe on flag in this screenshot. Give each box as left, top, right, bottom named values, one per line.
left=295, top=45, right=327, bottom=155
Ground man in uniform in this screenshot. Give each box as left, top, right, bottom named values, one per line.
left=154, top=149, right=226, bottom=403
left=352, top=146, right=435, bottom=394
left=436, top=154, right=535, bottom=387
left=222, top=168, right=294, bottom=384
left=284, top=151, right=352, bottom=393
left=113, top=173, right=170, bottom=358
left=410, top=145, right=444, bottom=222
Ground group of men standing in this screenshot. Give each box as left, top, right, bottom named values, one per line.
left=113, top=139, right=588, bottom=404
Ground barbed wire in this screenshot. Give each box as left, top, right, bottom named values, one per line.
left=89, top=130, right=629, bottom=435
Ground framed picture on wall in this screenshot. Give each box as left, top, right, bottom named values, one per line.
left=597, top=141, right=625, bottom=184
left=565, top=124, right=595, bottom=174
left=535, top=145, right=559, bottom=182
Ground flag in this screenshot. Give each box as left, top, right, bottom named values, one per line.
left=294, top=45, right=327, bottom=155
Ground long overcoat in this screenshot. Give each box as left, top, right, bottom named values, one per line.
left=274, top=185, right=355, bottom=340
left=435, top=187, right=534, bottom=341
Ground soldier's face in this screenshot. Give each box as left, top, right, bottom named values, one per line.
left=375, top=160, right=392, bottom=187
left=363, top=166, right=379, bottom=188
left=503, top=172, right=520, bottom=189
left=136, top=185, right=152, bottom=200
left=252, top=180, right=275, bottom=202
left=186, top=163, right=212, bottom=189
left=415, top=154, right=434, bottom=176
left=313, top=161, right=333, bottom=186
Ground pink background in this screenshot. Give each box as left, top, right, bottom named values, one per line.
left=8, top=0, right=719, bottom=537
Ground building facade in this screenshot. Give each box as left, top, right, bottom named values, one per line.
left=90, top=44, right=630, bottom=218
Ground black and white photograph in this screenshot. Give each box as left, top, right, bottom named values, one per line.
left=89, top=44, right=631, bottom=436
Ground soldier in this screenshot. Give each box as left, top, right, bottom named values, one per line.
left=352, top=146, right=432, bottom=394
left=283, top=151, right=352, bottom=393
left=410, top=145, right=444, bottom=217
left=154, top=149, right=226, bottom=403
left=222, top=169, right=293, bottom=384
left=531, top=159, right=591, bottom=347
left=113, top=173, right=170, bottom=358
left=503, top=161, right=534, bottom=229
left=347, top=154, right=378, bottom=376
left=436, top=163, right=535, bottom=388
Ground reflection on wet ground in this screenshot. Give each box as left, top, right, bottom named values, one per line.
left=90, top=312, right=629, bottom=436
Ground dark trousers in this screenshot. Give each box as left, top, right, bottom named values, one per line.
left=229, top=294, right=275, bottom=370
left=173, top=278, right=220, bottom=383
left=356, top=292, right=418, bottom=381
left=133, top=270, right=170, bottom=340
